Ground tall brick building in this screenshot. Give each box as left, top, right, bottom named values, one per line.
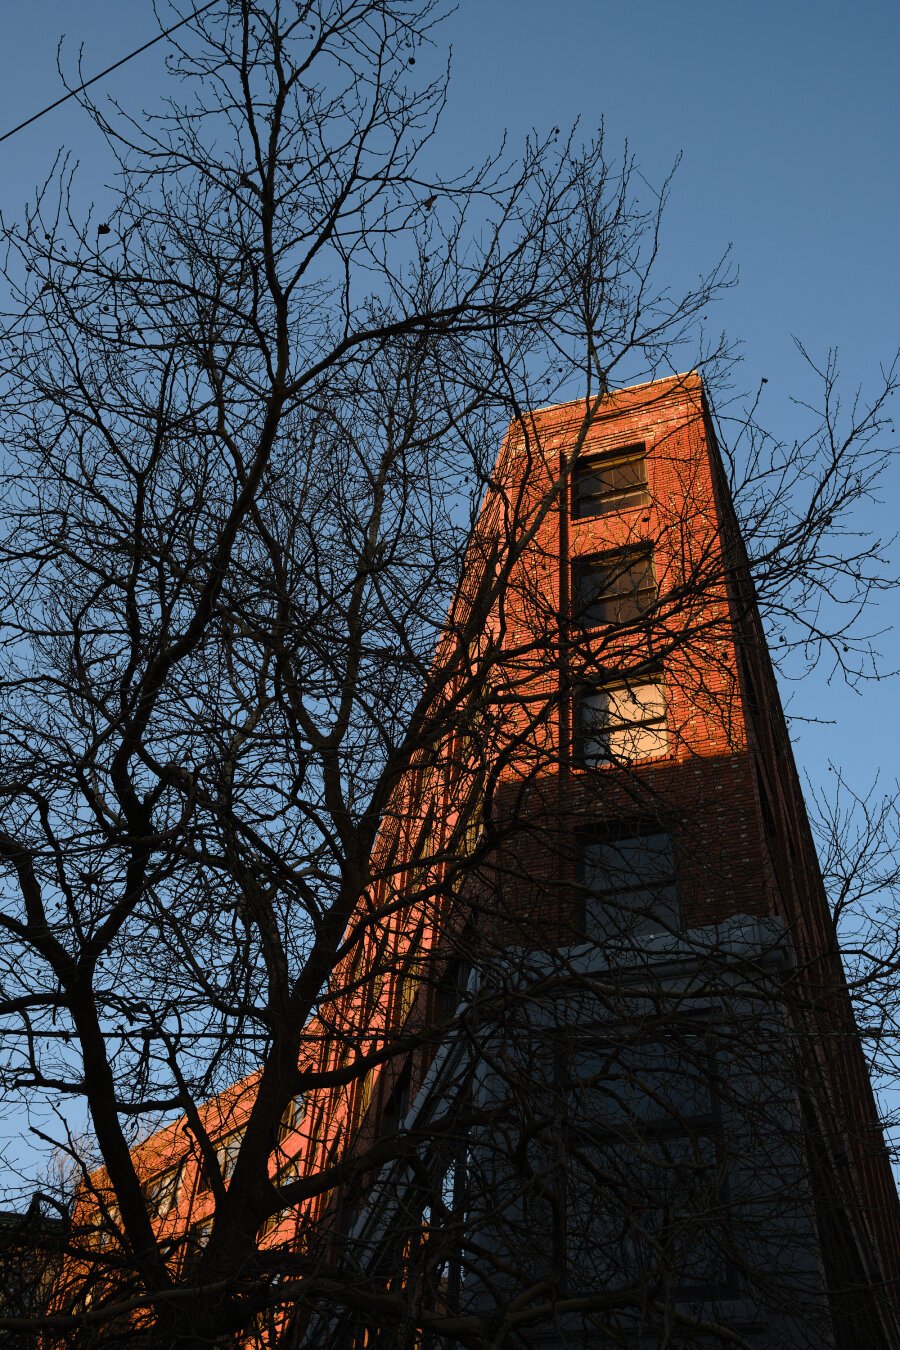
left=69, top=374, right=900, bottom=1349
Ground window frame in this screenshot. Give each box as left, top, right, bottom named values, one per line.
left=576, top=824, right=680, bottom=943
left=278, top=1095, right=306, bottom=1144
left=577, top=673, right=669, bottom=766
left=273, top=1096, right=306, bottom=1181
left=559, top=1027, right=736, bottom=1299
left=141, top=1163, right=182, bottom=1220
left=181, top=1217, right=214, bottom=1274
left=571, top=546, right=657, bottom=628
left=195, top=1128, right=245, bottom=1196
left=572, top=442, right=650, bottom=519
left=216, top=1128, right=245, bottom=1184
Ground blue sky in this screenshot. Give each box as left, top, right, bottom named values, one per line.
left=2, top=0, right=895, bottom=779
left=444, top=1, right=900, bottom=797
left=0, top=1, right=897, bottom=1169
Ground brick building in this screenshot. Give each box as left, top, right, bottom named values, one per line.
left=66, top=373, right=900, bottom=1348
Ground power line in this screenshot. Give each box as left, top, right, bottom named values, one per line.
left=0, top=0, right=219, bottom=147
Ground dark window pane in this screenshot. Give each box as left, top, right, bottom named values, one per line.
left=574, top=446, right=649, bottom=518
left=566, top=1131, right=728, bottom=1293
left=579, top=831, right=679, bottom=939
left=573, top=551, right=656, bottom=626
left=585, top=832, right=674, bottom=888
left=142, top=1166, right=180, bottom=1218
left=568, top=1038, right=715, bottom=1128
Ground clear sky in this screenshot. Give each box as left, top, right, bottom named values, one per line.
left=2, top=0, right=896, bottom=779
left=0, top=0, right=897, bottom=1163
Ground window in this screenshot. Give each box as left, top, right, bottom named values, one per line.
left=182, top=1218, right=213, bottom=1273
left=259, top=1205, right=295, bottom=1242
left=142, top=1165, right=181, bottom=1219
left=95, top=1203, right=121, bottom=1251
left=196, top=1129, right=244, bottom=1194
left=578, top=829, right=678, bottom=941
left=572, top=548, right=656, bottom=626
left=218, top=1130, right=244, bottom=1183
left=396, top=961, right=421, bottom=1026
left=274, top=1097, right=306, bottom=1181
left=357, top=1068, right=375, bottom=1123
left=566, top=1129, right=728, bottom=1295
left=579, top=677, right=668, bottom=764
left=278, top=1095, right=306, bottom=1144
left=566, top=1033, right=716, bottom=1134
left=383, top=1061, right=412, bottom=1125
left=573, top=444, right=649, bottom=518
left=460, top=781, right=484, bottom=855
left=437, top=957, right=470, bottom=1020
left=562, top=1033, right=731, bottom=1297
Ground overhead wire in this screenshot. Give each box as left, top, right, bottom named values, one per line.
left=0, top=0, right=219, bottom=147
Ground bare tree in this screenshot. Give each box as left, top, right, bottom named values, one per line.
left=0, top=3, right=896, bottom=1348
left=810, top=768, right=900, bottom=1126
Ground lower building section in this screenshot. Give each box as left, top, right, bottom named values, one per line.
left=291, top=917, right=898, bottom=1350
